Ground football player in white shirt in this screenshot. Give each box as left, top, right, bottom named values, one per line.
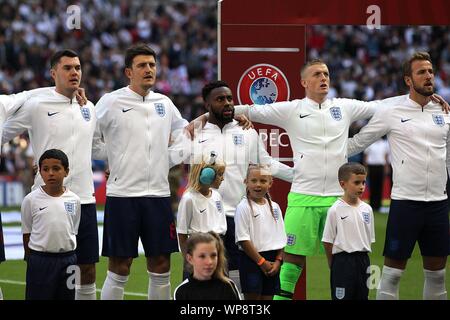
left=235, top=164, right=286, bottom=300
left=96, top=44, right=190, bottom=300
left=0, top=86, right=85, bottom=300
left=2, top=50, right=101, bottom=300
left=177, top=153, right=226, bottom=279
left=322, top=163, right=374, bottom=300
left=21, top=149, right=81, bottom=300
left=348, top=52, right=449, bottom=300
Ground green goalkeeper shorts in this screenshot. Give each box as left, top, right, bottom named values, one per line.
left=284, top=192, right=338, bottom=257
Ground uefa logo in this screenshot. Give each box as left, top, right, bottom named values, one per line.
left=237, top=63, right=290, bottom=105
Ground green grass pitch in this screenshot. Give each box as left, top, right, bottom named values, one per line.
left=0, top=211, right=448, bottom=300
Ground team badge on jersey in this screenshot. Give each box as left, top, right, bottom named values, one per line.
left=432, top=114, right=445, bottom=127
left=362, top=211, right=370, bottom=224
left=335, top=287, right=345, bottom=299
left=80, top=107, right=91, bottom=121
left=155, top=103, right=165, bottom=117
left=287, top=234, right=296, bottom=246
left=64, top=202, right=75, bottom=216
left=237, top=63, right=290, bottom=105
left=232, top=134, right=244, bottom=145
left=330, top=107, right=342, bottom=121
left=215, top=200, right=223, bottom=213
left=273, top=207, right=280, bottom=221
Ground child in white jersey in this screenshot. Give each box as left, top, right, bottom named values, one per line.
left=322, top=162, right=375, bottom=300
left=21, top=149, right=81, bottom=300
left=177, top=152, right=226, bottom=278
left=235, top=164, right=287, bottom=300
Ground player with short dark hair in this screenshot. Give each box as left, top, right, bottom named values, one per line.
left=22, top=149, right=81, bottom=300
left=0, top=86, right=85, bottom=300
left=349, top=52, right=449, bottom=300
left=2, top=49, right=104, bottom=300
left=96, top=43, right=189, bottom=300
left=124, top=44, right=156, bottom=69
left=322, top=162, right=374, bottom=300
left=50, top=49, right=79, bottom=69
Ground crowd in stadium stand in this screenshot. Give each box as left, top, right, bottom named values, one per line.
left=0, top=1, right=449, bottom=198
left=307, top=25, right=450, bottom=101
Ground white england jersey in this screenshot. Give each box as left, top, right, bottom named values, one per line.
left=0, top=87, right=54, bottom=141
left=2, top=89, right=103, bottom=204
left=348, top=95, right=450, bottom=201
left=235, top=95, right=406, bottom=196
left=322, top=199, right=375, bottom=254
left=95, top=86, right=189, bottom=197
left=176, top=189, right=227, bottom=235
left=171, top=120, right=293, bottom=217
left=235, top=198, right=287, bottom=252
left=21, top=187, right=81, bottom=253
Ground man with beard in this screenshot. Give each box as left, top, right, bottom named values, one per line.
left=348, top=52, right=449, bottom=300
left=174, top=80, right=293, bottom=291
left=95, top=44, right=190, bottom=300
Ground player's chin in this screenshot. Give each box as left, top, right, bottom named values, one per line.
left=68, top=82, right=80, bottom=89
left=424, top=87, right=434, bottom=95
left=222, top=115, right=234, bottom=121
left=142, top=82, right=154, bottom=90
left=143, top=78, right=155, bottom=85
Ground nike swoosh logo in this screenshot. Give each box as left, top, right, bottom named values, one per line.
left=340, top=216, right=348, bottom=220
left=122, top=108, right=133, bottom=113
left=401, top=118, right=412, bottom=123
left=198, top=139, right=208, bottom=143
left=47, top=112, right=59, bottom=116
left=200, top=209, right=206, bottom=213
left=299, top=114, right=311, bottom=119
left=253, top=214, right=260, bottom=218
left=39, top=206, right=48, bottom=211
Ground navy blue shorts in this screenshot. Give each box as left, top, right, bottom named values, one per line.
left=224, top=216, right=240, bottom=271
left=330, top=252, right=370, bottom=300
left=384, top=199, right=450, bottom=260
left=239, top=250, right=280, bottom=296
left=0, top=212, right=5, bottom=262
left=76, top=204, right=99, bottom=264
left=26, top=250, right=77, bottom=300
left=102, top=196, right=178, bottom=258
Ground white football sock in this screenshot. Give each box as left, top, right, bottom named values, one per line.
left=75, top=283, right=97, bottom=300
left=101, top=271, right=128, bottom=300
left=376, top=265, right=404, bottom=300
left=0, top=286, right=3, bottom=300
left=148, top=271, right=171, bottom=300
left=423, top=268, right=447, bottom=300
